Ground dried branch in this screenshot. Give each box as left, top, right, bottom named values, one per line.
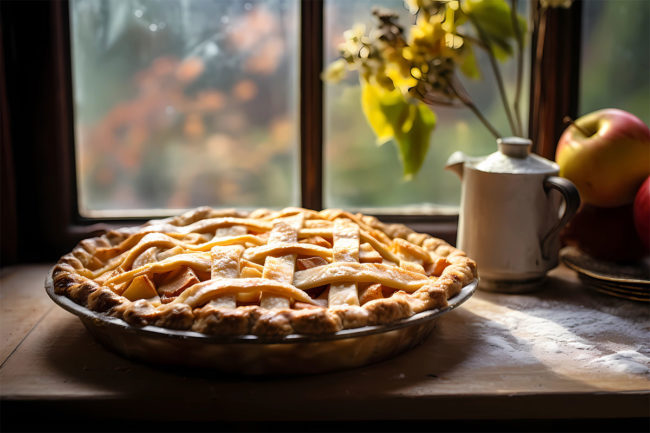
left=466, top=11, right=517, bottom=137
left=449, top=75, right=502, bottom=139
left=511, top=0, right=525, bottom=136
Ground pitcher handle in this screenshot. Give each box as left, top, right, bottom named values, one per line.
left=541, top=176, right=581, bottom=260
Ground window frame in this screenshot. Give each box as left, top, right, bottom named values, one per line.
left=0, top=0, right=581, bottom=264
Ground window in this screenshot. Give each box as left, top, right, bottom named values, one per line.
left=323, top=0, right=531, bottom=214
left=68, top=0, right=534, bottom=219
left=1, top=0, right=645, bottom=263
left=70, top=0, right=300, bottom=217
left=579, top=0, right=649, bottom=124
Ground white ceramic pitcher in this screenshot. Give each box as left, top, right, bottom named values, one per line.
left=446, top=137, right=580, bottom=293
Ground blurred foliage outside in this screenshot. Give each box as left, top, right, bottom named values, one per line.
left=324, top=0, right=531, bottom=212
left=579, top=0, right=649, bottom=124
left=70, top=0, right=648, bottom=217
left=325, top=0, right=649, bottom=212
left=71, top=0, right=299, bottom=216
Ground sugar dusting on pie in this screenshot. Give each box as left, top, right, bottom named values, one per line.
left=51, top=207, right=477, bottom=336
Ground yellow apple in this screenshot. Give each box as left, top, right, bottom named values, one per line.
left=556, top=109, right=650, bottom=207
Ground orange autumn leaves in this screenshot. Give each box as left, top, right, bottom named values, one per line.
left=77, top=5, right=295, bottom=211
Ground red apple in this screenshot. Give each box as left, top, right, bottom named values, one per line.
left=556, top=108, right=650, bottom=207
left=633, top=176, right=650, bottom=251
left=561, top=203, right=647, bottom=262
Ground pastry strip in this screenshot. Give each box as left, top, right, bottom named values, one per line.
left=88, top=233, right=178, bottom=277
left=328, top=218, right=360, bottom=306
left=95, top=223, right=252, bottom=260
left=297, top=228, right=400, bottom=264
left=209, top=245, right=244, bottom=307
left=95, top=216, right=269, bottom=257
left=359, top=230, right=400, bottom=264
left=132, top=246, right=159, bottom=269
left=256, top=207, right=321, bottom=221
left=359, top=243, right=383, bottom=263
left=94, top=231, right=187, bottom=261
left=243, top=242, right=332, bottom=263
left=293, top=262, right=431, bottom=292
left=90, top=232, right=262, bottom=278
left=146, top=217, right=273, bottom=235
left=170, top=278, right=315, bottom=308
left=393, top=237, right=432, bottom=268
left=209, top=226, right=246, bottom=308
left=240, top=259, right=264, bottom=272
left=319, top=209, right=392, bottom=245
left=260, top=215, right=303, bottom=309
left=105, top=252, right=212, bottom=286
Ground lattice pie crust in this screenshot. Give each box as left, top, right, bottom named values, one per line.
left=52, top=207, right=477, bottom=336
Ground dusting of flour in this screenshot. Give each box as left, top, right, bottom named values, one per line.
left=591, top=350, right=650, bottom=375
left=459, top=293, right=650, bottom=377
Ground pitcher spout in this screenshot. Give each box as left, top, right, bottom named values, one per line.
left=445, top=151, right=469, bottom=179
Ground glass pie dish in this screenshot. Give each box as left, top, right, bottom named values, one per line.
left=45, top=271, right=477, bottom=375
left=46, top=207, right=478, bottom=374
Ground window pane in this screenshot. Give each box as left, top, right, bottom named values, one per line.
left=580, top=0, right=650, bottom=124
left=324, top=0, right=530, bottom=214
left=70, top=0, right=299, bottom=217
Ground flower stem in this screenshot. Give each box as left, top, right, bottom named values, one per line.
left=450, top=76, right=502, bottom=139
left=533, top=6, right=548, bottom=137
left=467, top=13, right=518, bottom=137
left=511, top=0, right=525, bottom=137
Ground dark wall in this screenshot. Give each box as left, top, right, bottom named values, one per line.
left=1, top=1, right=77, bottom=264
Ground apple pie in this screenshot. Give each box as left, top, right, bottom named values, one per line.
left=51, top=207, right=477, bottom=336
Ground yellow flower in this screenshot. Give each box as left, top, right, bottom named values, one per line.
left=340, top=23, right=367, bottom=54
left=386, top=61, right=416, bottom=92
left=407, top=15, right=446, bottom=63
left=321, top=59, right=347, bottom=83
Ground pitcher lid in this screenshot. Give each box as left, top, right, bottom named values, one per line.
left=472, top=137, right=559, bottom=174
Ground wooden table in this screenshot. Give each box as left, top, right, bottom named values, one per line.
left=1, top=263, right=648, bottom=431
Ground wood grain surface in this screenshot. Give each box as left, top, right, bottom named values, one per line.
left=1, top=263, right=648, bottom=427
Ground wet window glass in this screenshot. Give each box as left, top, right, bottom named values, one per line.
left=70, top=0, right=300, bottom=217
left=580, top=0, right=649, bottom=124
left=323, top=0, right=531, bottom=214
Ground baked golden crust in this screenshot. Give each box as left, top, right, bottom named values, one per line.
left=52, top=207, right=477, bottom=337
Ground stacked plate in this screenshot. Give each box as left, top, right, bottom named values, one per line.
left=560, top=246, right=650, bottom=302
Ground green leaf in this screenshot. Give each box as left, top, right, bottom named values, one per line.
left=360, top=80, right=436, bottom=178
left=393, top=102, right=437, bottom=179
left=360, top=80, right=408, bottom=145
left=464, top=0, right=527, bottom=61
left=460, top=44, right=481, bottom=79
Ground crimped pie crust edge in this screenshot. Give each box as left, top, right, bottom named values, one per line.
left=50, top=207, right=477, bottom=337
